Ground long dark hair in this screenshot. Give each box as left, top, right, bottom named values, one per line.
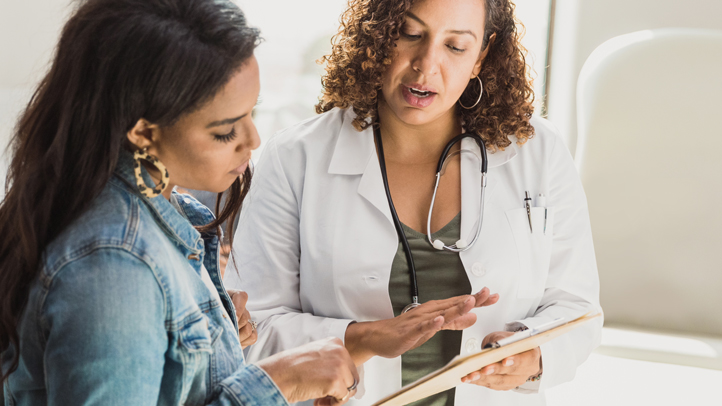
left=0, top=0, right=260, bottom=380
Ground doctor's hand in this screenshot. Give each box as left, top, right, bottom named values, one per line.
left=460, top=331, right=542, bottom=391
left=227, top=289, right=258, bottom=349
left=344, top=288, right=499, bottom=366
left=256, top=337, right=358, bottom=405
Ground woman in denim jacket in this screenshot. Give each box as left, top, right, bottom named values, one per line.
left=0, top=1, right=359, bottom=405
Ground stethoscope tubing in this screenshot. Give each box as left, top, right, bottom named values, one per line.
left=374, top=126, right=488, bottom=312
left=375, top=127, right=420, bottom=307
left=426, top=172, right=487, bottom=253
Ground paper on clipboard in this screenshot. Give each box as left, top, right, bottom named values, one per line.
left=372, top=312, right=601, bottom=406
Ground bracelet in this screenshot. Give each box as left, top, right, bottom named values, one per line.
left=528, top=355, right=543, bottom=382
left=527, top=371, right=542, bottom=382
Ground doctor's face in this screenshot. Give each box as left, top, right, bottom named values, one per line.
left=379, top=0, right=487, bottom=127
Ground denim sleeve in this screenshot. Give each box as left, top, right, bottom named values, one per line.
left=210, top=364, right=289, bottom=406
left=42, top=248, right=168, bottom=405
left=42, top=247, right=288, bottom=406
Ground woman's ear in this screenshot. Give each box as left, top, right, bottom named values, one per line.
left=126, top=118, right=160, bottom=151
left=472, top=32, right=497, bottom=78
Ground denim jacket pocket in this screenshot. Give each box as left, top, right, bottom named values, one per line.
left=173, top=310, right=216, bottom=404
left=205, top=313, right=240, bottom=391
left=179, top=315, right=214, bottom=353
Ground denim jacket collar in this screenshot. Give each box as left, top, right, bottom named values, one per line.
left=113, top=149, right=208, bottom=256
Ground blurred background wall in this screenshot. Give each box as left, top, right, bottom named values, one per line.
left=546, top=0, right=722, bottom=153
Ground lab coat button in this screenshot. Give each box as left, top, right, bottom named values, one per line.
left=465, top=338, right=479, bottom=354
left=471, top=263, right=487, bottom=277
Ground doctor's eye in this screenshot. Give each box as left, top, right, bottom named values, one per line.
left=447, top=44, right=466, bottom=53
left=401, top=31, right=421, bottom=40
left=214, top=128, right=237, bottom=144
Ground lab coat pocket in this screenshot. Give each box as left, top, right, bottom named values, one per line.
left=505, top=207, right=555, bottom=299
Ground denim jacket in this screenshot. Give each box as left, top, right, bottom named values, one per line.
left=3, top=150, right=288, bottom=406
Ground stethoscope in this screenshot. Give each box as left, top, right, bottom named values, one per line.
left=374, top=126, right=489, bottom=313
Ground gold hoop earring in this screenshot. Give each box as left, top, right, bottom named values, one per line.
left=133, top=148, right=169, bottom=198
left=458, top=76, right=483, bottom=110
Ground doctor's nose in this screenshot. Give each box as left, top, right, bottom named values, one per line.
left=411, top=42, right=440, bottom=76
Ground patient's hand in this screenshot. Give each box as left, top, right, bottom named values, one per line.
left=228, top=289, right=257, bottom=349
left=257, top=337, right=358, bottom=405
left=460, top=330, right=542, bottom=391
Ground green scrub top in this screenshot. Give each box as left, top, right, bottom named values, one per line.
left=388, top=212, right=472, bottom=406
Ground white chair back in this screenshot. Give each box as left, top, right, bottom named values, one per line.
left=576, top=29, right=722, bottom=336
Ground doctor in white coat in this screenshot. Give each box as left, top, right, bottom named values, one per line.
left=225, top=0, right=602, bottom=405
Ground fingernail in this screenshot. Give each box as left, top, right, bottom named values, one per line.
left=464, top=297, right=472, bottom=304
left=505, top=359, right=514, bottom=366
left=485, top=367, right=494, bottom=375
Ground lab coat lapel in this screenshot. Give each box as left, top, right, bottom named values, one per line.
left=328, top=110, right=393, bottom=225
left=357, top=152, right=394, bottom=224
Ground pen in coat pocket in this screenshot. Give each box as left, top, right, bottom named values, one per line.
left=524, top=191, right=533, bottom=233
left=537, top=193, right=547, bottom=235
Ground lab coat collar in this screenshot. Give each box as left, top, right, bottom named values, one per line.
left=328, top=108, right=520, bottom=175
left=328, top=109, right=374, bottom=175
left=486, top=136, right=520, bottom=168
left=327, top=108, right=521, bottom=226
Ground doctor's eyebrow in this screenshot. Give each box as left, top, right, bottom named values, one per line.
left=406, top=12, right=478, bottom=40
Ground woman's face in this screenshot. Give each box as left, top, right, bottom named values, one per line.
left=380, top=0, right=487, bottom=127
left=148, top=56, right=261, bottom=194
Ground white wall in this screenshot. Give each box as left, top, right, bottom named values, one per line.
left=546, top=0, right=722, bottom=154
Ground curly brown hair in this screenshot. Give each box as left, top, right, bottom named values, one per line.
left=316, top=0, right=535, bottom=150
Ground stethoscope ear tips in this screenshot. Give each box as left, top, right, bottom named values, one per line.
left=455, top=239, right=468, bottom=249
left=433, top=239, right=445, bottom=250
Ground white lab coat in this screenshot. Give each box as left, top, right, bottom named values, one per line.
left=225, top=108, right=602, bottom=406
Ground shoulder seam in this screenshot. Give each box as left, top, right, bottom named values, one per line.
left=38, top=245, right=169, bottom=336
